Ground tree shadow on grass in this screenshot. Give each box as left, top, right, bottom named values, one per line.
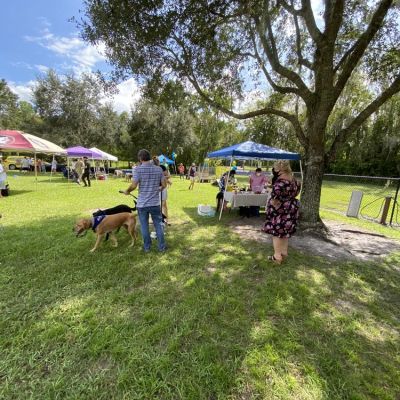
left=7, top=189, right=33, bottom=196
left=0, top=216, right=399, bottom=399
left=180, top=205, right=265, bottom=227
left=35, top=177, right=68, bottom=184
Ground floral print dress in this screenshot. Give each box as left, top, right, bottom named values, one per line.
left=263, top=178, right=300, bottom=238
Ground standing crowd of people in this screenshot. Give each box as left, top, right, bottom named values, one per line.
left=1, top=148, right=300, bottom=262
left=215, top=160, right=300, bottom=265
left=121, top=150, right=300, bottom=261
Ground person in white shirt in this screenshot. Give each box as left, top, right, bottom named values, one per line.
left=51, top=158, right=57, bottom=173
left=21, top=157, right=30, bottom=172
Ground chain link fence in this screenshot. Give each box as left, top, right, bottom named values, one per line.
left=320, top=174, right=400, bottom=228
left=201, top=168, right=400, bottom=228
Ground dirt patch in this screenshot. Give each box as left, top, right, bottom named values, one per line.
left=230, top=217, right=400, bottom=261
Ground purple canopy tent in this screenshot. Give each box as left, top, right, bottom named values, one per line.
left=66, top=146, right=102, bottom=158
left=66, top=146, right=103, bottom=182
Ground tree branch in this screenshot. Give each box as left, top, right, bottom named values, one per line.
left=300, top=0, right=323, bottom=44
left=335, top=0, right=393, bottom=96
left=327, top=74, right=400, bottom=162
left=278, top=0, right=300, bottom=15
left=293, top=9, right=314, bottom=70
left=333, top=41, right=357, bottom=74
left=165, top=27, right=310, bottom=145
left=186, top=72, right=305, bottom=136
left=249, top=30, right=304, bottom=96
left=253, top=13, right=312, bottom=104
left=324, top=0, right=344, bottom=44
left=276, top=1, right=315, bottom=70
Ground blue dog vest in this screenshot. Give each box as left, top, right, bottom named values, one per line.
left=92, top=215, right=107, bottom=231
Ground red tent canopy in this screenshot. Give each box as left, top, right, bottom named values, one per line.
left=0, top=130, right=66, bottom=154
left=0, top=130, right=33, bottom=150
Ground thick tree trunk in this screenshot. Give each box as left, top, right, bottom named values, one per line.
left=299, top=116, right=327, bottom=231
left=300, top=147, right=325, bottom=227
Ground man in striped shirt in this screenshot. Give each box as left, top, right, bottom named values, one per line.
left=124, top=149, right=167, bottom=252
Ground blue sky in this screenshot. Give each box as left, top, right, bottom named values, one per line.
left=1, top=0, right=139, bottom=112
left=1, top=0, right=324, bottom=114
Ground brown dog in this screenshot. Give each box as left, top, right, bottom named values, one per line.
left=74, top=212, right=137, bottom=252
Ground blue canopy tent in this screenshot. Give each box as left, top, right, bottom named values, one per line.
left=207, top=141, right=301, bottom=161
left=158, top=154, right=174, bottom=165
left=207, top=141, right=301, bottom=220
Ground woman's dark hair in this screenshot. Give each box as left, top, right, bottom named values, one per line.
left=137, top=149, right=151, bottom=162
left=255, top=167, right=262, bottom=172
left=271, top=167, right=280, bottom=184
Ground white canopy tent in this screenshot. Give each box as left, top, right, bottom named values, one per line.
left=89, top=147, right=118, bottom=161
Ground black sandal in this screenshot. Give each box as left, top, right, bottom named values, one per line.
left=267, top=255, right=283, bottom=265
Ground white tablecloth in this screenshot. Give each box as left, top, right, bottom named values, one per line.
left=224, top=192, right=270, bottom=208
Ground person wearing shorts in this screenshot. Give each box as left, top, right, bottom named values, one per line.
left=178, top=163, right=185, bottom=179
left=188, top=163, right=196, bottom=190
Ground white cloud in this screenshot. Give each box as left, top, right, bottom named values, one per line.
left=35, top=64, right=49, bottom=73
left=9, top=80, right=36, bottom=103
left=37, top=16, right=52, bottom=29
left=16, top=27, right=141, bottom=113
left=9, top=77, right=141, bottom=114
left=11, top=62, right=50, bottom=74
left=11, top=61, right=35, bottom=70
left=102, top=78, right=142, bottom=113
left=24, top=28, right=106, bottom=75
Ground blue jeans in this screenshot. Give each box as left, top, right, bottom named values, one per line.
left=137, top=206, right=166, bottom=251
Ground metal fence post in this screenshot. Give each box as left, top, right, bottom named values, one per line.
left=389, top=178, right=400, bottom=226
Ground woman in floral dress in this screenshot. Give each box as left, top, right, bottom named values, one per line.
left=263, top=160, right=300, bottom=264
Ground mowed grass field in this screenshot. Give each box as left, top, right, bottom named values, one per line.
left=0, top=173, right=399, bottom=399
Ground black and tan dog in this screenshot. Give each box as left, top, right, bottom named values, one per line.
left=74, top=212, right=137, bottom=252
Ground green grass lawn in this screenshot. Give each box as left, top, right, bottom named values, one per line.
left=1, top=174, right=399, bottom=399
left=320, top=180, right=398, bottom=222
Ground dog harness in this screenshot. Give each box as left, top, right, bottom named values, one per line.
left=92, top=215, right=107, bottom=231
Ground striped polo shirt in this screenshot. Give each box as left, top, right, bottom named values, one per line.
left=133, top=163, right=165, bottom=208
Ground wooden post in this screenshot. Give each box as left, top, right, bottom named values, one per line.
left=380, top=196, right=392, bottom=225
left=389, top=179, right=400, bottom=226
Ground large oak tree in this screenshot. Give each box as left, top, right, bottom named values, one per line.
left=80, top=0, right=400, bottom=226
